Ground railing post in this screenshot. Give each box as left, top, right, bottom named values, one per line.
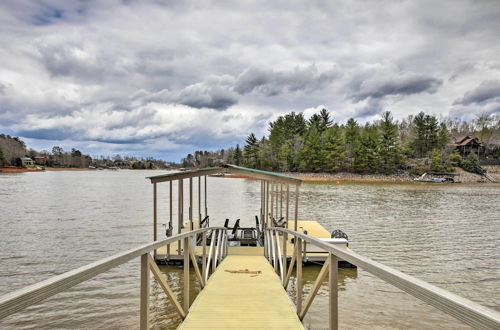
left=329, top=253, right=338, bottom=330
left=273, top=231, right=278, bottom=272
left=212, top=230, right=218, bottom=271
left=282, top=232, right=287, bottom=285
left=296, top=237, right=303, bottom=316
left=183, top=237, right=190, bottom=314
left=140, top=253, right=149, bottom=330
left=202, top=231, right=207, bottom=285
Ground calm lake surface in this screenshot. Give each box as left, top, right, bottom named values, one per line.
left=0, top=170, right=499, bottom=329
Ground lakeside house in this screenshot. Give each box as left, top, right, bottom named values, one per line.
left=34, top=156, right=47, bottom=165
left=452, top=135, right=484, bottom=158
left=20, top=157, right=34, bottom=166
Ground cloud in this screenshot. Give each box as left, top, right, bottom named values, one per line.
left=453, top=80, right=500, bottom=105
left=1, top=0, right=500, bottom=159
left=234, top=65, right=338, bottom=96
left=348, top=70, right=443, bottom=102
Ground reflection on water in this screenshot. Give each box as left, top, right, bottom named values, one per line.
left=0, top=171, right=499, bottom=329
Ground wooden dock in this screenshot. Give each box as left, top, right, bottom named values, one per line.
left=179, top=255, right=303, bottom=329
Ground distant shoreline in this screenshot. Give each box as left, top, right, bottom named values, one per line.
left=3, top=166, right=499, bottom=183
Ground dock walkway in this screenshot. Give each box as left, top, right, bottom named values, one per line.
left=179, top=254, right=303, bottom=329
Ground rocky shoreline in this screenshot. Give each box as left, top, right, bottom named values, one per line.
left=283, top=165, right=500, bottom=184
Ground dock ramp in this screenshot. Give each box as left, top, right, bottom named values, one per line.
left=179, top=255, right=303, bottom=329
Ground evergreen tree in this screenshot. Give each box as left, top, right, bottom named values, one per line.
left=268, top=112, right=307, bottom=169
left=437, top=122, right=450, bottom=149
left=461, top=152, right=480, bottom=173
left=378, top=111, right=402, bottom=174
left=243, top=133, right=259, bottom=168
left=298, top=125, right=323, bottom=172
left=234, top=144, right=242, bottom=166
left=344, top=118, right=361, bottom=172
left=412, top=112, right=440, bottom=157
left=308, top=108, right=333, bottom=134
left=322, top=124, right=346, bottom=172
left=256, top=138, right=273, bottom=170
left=356, top=124, right=380, bottom=173
left=425, top=115, right=439, bottom=151
left=412, top=112, right=427, bottom=157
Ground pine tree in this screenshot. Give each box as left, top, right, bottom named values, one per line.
left=298, top=125, right=323, bottom=172
left=234, top=144, right=242, bottom=166
left=243, top=133, right=259, bottom=168
left=356, top=124, right=380, bottom=173
left=378, top=111, right=402, bottom=174
left=437, top=122, right=450, bottom=149
left=322, top=124, right=346, bottom=172
left=344, top=118, right=361, bottom=172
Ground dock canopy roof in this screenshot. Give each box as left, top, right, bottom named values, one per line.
left=147, top=164, right=302, bottom=185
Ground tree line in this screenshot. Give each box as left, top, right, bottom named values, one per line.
left=0, top=134, right=171, bottom=169
left=181, top=110, right=500, bottom=174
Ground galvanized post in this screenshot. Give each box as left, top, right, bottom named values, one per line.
left=189, top=177, right=193, bottom=230
left=153, top=182, right=157, bottom=242
left=202, top=231, right=207, bottom=285
left=329, top=253, right=338, bottom=330
left=140, top=253, right=149, bottom=330
left=294, top=185, right=299, bottom=232
left=183, top=237, right=190, bottom=314
left=296, top=237, right=303, bottom=316
left=198, top=177, right=202, bottom=225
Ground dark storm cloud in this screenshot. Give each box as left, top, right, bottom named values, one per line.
left=234, top=66, right=338, bottom=96
left=453, top=80, right=500, bottom=105
left=349, top=72, right=443, bottom=102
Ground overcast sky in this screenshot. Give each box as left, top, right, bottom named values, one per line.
left=1, top=0, right=499, bottom=161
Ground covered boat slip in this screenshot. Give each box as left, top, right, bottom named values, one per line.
left=179, top=255, right=303, bottom=329
left=147, top=164, right=304, bottom=260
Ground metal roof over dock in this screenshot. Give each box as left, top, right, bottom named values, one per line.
left=147, top=164, right=303, bottom=184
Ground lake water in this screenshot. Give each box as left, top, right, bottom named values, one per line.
left=0, top=170, right=499, bottom=329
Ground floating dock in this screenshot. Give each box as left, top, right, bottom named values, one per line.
left=155, top=220, right=350, bottom=265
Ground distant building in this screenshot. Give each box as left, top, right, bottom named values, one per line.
left=20, top=157, right=34, bottom=166
left=452, top=135, right=484, bottom=158
left=34, top=156, right=47, bottom=165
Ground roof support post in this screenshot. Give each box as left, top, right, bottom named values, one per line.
left=178, top=179, right=183, bottom=254
left=286, top=184, right=290, bottom=226
left=153, top=182, right=157, bottom=241
left=198, top=176, right=201, bottom=224
left=266, top=181, right=270, bottom=227
left=189, top=177, right=193, bottom=230
left=294, top=184, right=299, bottom=232
left=270, top=182, right=274, bottom=221
left=204, top=176, right=207, bottom=218
left=280, top=184, right=283, bottom=219
left=168, top=181, right=172, bottom=258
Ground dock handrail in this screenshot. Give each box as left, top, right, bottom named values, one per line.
left=265, top=227, right=500, bottom=330
left=0, top=227, right=228, bottom=329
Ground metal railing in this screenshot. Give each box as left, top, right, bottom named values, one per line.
left=265, top=227, right=500, bottom=330
left=0, top=227, right=228, bottom=329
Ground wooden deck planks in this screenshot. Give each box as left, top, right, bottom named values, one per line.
left=178, top=255, right=303, bottom=329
